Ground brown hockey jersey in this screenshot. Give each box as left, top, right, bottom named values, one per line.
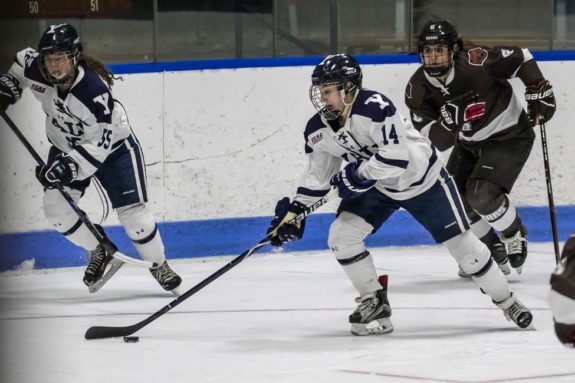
left=405, top=46, right=542, bottom=151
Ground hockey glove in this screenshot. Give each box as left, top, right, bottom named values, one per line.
left=267, top=197, right=307, bottom=247
left=438, top=91, right=482, bottom=133
left=0, top=74, right=22, bottom=111
left=330, top=161, right=376, bottom=200
left=35, top=154, right=79, bottom=189
left=525, top=79, right=555, bottom=124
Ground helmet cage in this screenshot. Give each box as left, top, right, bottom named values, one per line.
left=38, top=50, right=81, bottom=85
left=309, top=82, right=348, bottom=120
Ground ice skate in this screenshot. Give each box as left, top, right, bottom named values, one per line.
left=349, top=276, right=393, bottom=336
left=150, top=260, right=182, bottom=294
left=501, top=229, right=527, bottom=274
left=491, top=239, right=511, bottom=275
left=83, top=244, right=114, bottom=287
left=88, top=258, right=123, bottom=293
left=495, top=293, right=533, bottom=329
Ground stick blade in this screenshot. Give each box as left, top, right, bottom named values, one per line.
left=85, top=325, right=137, bottom=340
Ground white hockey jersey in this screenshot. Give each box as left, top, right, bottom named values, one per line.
left=9, top=48, right=132, bottom=180
left=294, top=90, right=443, bottom=205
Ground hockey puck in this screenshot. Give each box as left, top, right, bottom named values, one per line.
left=123, top=336, right=139, bottom=343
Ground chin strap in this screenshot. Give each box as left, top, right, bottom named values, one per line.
left=338, top=88, right=359, bottom=126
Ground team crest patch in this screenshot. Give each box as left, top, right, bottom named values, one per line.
left=31, top=83, right=46, bottom=93
left=310, top=131, right=323, bottom=145
left=468, top=47, right=488, bottom=66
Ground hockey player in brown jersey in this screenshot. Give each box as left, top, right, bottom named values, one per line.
left=549, top=234, right=575, bottom=347
left=405, top=20, right=556, bottom=277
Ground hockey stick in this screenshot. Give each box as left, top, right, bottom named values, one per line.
left=0, top=110, right=153, bottom=268
left=85, top=189, right=337, bottom=339
left=539, top=122, right=561, bottom=264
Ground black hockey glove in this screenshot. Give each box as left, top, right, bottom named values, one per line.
left=438, top=91, right=482, bottom=133
left=35, top=154, right=79, bottom=189
left=330, top=161, right=376, bottom=200
left=267, top=197, right=307, bottom=247
left=0, top=74, right=22, bottom=111
left=525, top=79, right=555, bottom=124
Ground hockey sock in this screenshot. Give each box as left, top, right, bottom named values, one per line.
left=117, top=203, right=166, bottom=266
left=338, top=251, right=382, bottom=297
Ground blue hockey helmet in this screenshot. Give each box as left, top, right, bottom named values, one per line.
left=309, top=54, right=362, bottom=120
left=37, top=24, right=83, bottom=84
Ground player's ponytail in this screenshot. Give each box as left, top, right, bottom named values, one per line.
left=78, top=54, right=122, bottom=87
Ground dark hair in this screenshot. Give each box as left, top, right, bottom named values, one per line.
left=78, top=54, right=122, bottom=87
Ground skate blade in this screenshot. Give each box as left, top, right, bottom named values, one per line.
left=498, top=263, right=512, bottom=276
left=88, top=259, right=124, bottom=293
left=514, top=266, right=523, bottom=275
left=351, top=318, right=393, bottom=336
left=170, top=287, right=182, bottom=297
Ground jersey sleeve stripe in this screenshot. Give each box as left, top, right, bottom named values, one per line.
left=409, top=147, right=438, bottom=188
left=75, top=145, right=103, bottom=169
left=296, top=187, right=330, bottom=197
left=383, top=147, right=438, bottom=193
left=374, top=153, right=409, bottom=169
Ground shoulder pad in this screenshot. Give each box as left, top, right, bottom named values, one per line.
left=304, top=114, right=324, bottom=139
left=404, top=70, right=428, bottom=109
left=15, top=48, right=37, bottom=69
left=71, top=68, right=114, bottom=124
left=15, top=48, right=52, bottom=86
left=352, top=90, right=396, bottom=123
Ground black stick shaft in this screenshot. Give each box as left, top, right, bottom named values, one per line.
left=85, top=191, right=335, bottom=339
left=540, top=123, right=560, bottom=264
left=85, top=238, right=270, bottom=339
left=1, top=110, right=117, bottom=254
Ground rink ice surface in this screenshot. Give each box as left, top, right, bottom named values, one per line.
left=0, top=243, right=574, bottom=383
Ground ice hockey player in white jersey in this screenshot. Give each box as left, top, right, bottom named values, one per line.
left=0, top=24, right=181, bottom=292
left=267, top=54, right=533, bottom=335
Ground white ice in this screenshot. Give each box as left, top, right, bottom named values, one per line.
left=1, top=243, right=574, bottom=383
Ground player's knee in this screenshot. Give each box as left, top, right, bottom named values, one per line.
left=117, top=203, right=157, bottom=241
left=328, top=212, right=372, bottom=260
left=445, top=230, right=491, bottom=275
left=465, top=178, right=505, bottom=215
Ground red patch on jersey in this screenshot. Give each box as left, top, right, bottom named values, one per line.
left=464, top=102, right=486, bottom=121
left=468, top=47, right=488, bottom=66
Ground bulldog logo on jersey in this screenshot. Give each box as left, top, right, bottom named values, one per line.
left=468, top=47, right=488, bottom=66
